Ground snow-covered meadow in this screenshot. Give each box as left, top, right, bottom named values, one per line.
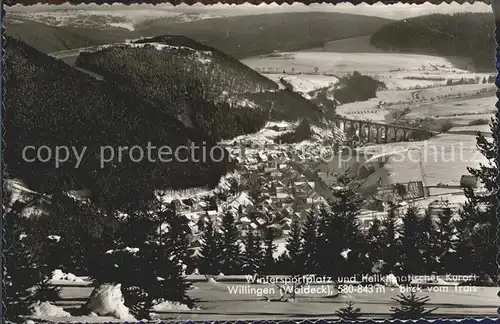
left=404, top=96, right=496, bottom=120
left=264, top=73, right=339, bottom=93
left=242, top=51, right=492, bottom=91
left=25, top=277, right=498, bottom=322
left=353, top=132, right=490, bottom=188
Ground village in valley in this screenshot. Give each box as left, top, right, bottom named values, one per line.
left=165, top=111, right=488, bottom=261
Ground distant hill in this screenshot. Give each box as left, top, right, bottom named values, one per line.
left=137, top=12, right=391, bottom=58
left=6, top=11, right=390, bottom=58
left=4, top=18, right=129, bottom=53
left=74, top=35, right=323, bottom=140
left=370, top=13, right=495, bottom=72
left=5, top=19, right=104, bottom=53
left=5, top=37, right=230, bottom=210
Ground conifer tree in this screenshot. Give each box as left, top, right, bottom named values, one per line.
left=199, top=219, right=222, bottom=275
left=161, top=205, right=195, bottom=274
left=31, top=237, right=61, bottom=303
left=317, top=207, right=346, bottom=278
left=435, top=207, right=457, bottom=274
left=400, top=206, right=424, bottom=275
left=300, top=210, right=319, bottom=274
left=452, top=202, right=476, bottom=274
left=365, top=218, right=385, bottom=269
left=262, top=226, right=276, bottom=274
left=465, top=118, right=500, bottom=281
left=335, top=301, right=362, bottom=320
left=4, top=195, right=41, bottom=321
left=43, top=193, right=118, bottom=274
left=93, top=201, right=194, bottom=320
left=220, top=211, right=242, bottom=274
left=418, top=211, right=439, bottom=273
left=284, top=216, right=303, bottom=275
left=390, top=292, right=438, bottom=319
left=242, top=231, right=263, bottom=274
left=380, top=205, right=401, bottom=274
left=458, top=118, right=497, bottom=279
left=317, top=175, right=364, bottom=277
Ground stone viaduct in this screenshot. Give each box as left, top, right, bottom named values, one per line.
left=333, top=116, right=438, bottom=144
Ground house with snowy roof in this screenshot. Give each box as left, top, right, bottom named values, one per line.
left=269, top=122, right=291, bottom=132
left=257, top=152, right=268, bottom=162
left=246, top=156, right=259, bottom=165
left=269, top=170, right=282, bottom=178
left=276, top=192, right=293, bottom=200
left=264, top=163, right=278, bottom=173
left=206, top=210, right=218, bottom=217
left=305, top=191, right=322, bottom=205
left=240, top=222, right=260, bottom=236
left=255, top=217, right=267, bottom=227
left=244, top=165, right=259, bottom=171
left=239, top=216, right=252, bottom=224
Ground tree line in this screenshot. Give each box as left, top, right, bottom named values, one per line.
left=197, top=179, right=495, bottom=281
left=371, top=13, right=495, bottom=72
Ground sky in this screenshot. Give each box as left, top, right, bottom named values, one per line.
left=7, top=1, right=492, bottom=20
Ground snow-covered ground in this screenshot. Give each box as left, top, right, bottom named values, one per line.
left=354, top=132, right=489, bottom=187
left=405, top=96, right=496, bottom=120
left=242, top=52, right=491, bottom=91
left=411, top=83, right=495, bottom=100
left=335, top=99, right=387, bottom=122
left=263, top=73, right=339, bottom=93
left=26, top=280, right=497, bottom=322
left=377, top=83, right=495, bottom=105
left=156, top=171, right=242, bottom=204
left=241, top=33, right=495, bottom=130
left=447, top=124, right=492, bottom=136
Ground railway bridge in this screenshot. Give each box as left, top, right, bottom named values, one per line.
left=333, top=116, right=438, bottom=144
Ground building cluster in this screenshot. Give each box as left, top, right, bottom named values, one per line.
left=168, top=163, right=326, bottom=257
left=163, top=122, right=476, bottom=258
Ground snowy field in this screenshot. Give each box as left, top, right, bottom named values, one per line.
left=242, top=52, right=491, bottom=91
left=335, top=99, right=387, bottom=122
left=377, top=83, right=495, bottom=105
left=241, top=32, right=495, bottom=129
left=28, top=279, right=497, bottom=322
left=331, top=87, right=495, bottom=124
left=263, top=73, right=339, bottom=93
left=404, top=96, right=496, bottom=120
left=185, top=283, right=496, bottom=320
left=447, top=124, right=492, bottom=136
left=354, top=132, right=490, bottom=187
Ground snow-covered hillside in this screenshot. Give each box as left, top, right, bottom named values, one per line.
left=263, top=74, right=339, bottom=93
